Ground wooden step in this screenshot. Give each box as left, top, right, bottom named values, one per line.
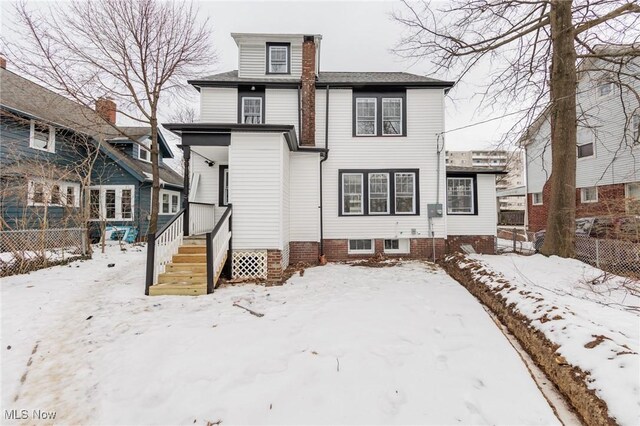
left=183, top=236, right=207, bottom=246
left=158, top=271, right=207, bottom=284
left=178, top=245, right=207, bottom=254
left=149, top=281, right=206, bottom=296
left=165, top=263, right=207, bottom=273
left=172, top=253, right=207, bottom=263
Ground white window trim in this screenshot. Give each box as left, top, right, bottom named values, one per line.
left=27, top=179, right=80, bottom=207
left=347, top=239, right=375, bottom=254
left=532, top=192, right=543, bottom=206
left=368, top=173, right=390, bottom=215
left=577, top=128, right=596, bottom=160
left=159, top=189, right=181, bottom=215
left=88, top=185, right=135, bottom=222
left=596, top=81, right=615, bottom=99
left=580, top=187, right=599, bottom=203
left=241, top=97, right=263, bottom=124
left=382, top=98, right=403, bottom=136
left=355, top=98, right=377, bottom=136
left=268, top=45, right=289, bottom=74
left=342, top=173, right=364, bottom=215
left=135, top=144, right=151, bottom=163
left=625, top=182, right=640, bottom=213
left=29, top=120, right=56, bottom=153
left=446, top=177, right=475, bottom=214
left=383, top=238, right=409, bottom=254
left=395, top=172, right=417, bottom=214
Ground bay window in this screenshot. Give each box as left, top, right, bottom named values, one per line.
left=340, top=169, right=419, bottom=216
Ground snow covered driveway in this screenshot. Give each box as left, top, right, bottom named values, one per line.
left=1, top=244, right=559, bottom=425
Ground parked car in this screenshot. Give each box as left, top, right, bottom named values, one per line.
left=534, top=216, right=640, bottom=251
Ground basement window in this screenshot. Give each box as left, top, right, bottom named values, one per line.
left=348, top=239, right=374, bottom=254
left=532, top=192, right=543, bottom=205
left=580, top=187, right=598, bottom=203
left=384, top=239, right=409, bottom=254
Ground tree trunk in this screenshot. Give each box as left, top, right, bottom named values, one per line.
left=149, top=116, right=160, bottom=235
left=540, top=0, right=577, bottom=258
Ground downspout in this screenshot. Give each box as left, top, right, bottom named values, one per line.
left=319, top=85, right=330, bottom=261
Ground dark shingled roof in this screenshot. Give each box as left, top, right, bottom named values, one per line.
left=0, top=67, right=182, bottom=188
left=191, top=70, right=454, bottom=87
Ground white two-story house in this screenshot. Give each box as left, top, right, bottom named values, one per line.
left=523, top=54, right=640, bottom=232
left=147, top=32, right=503, bottom=295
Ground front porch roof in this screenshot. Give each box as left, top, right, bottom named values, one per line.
left=163, top=122, right=328, bottom=153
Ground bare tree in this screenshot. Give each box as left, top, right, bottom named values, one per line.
left=4, top=0, right=215, bottom=234
left=393, top=0, right=640, bottom=258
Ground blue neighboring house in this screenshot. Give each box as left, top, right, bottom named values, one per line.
left=0, top=63, right=184, bottom=240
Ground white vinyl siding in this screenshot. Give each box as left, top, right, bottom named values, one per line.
left=265, top=89, right=299, bottom=138
left=322, top=88, right=447, bottom=240
left=199, top=87, right=238, bottom=122
left=289, top=153, right=319, bottom=241
left=447, top=174, right=497, bottom=236
left=229, top=132, right=283, bottom=249
left=526, top=58, right=640, bottom=193
left=238, top=39, right=302, bottom=79
left=281, top=136, right=290, bottom=266
left=315, top=89, right=327, bottom=148
left=189, top=146, right=229, bottom=204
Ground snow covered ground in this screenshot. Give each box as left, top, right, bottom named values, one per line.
left=465, top=253, right=640, bottom=426
left=1, top=243, right=560, bottom=425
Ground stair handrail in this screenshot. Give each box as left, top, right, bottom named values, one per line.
left=206, top=204, right=232, bottom=294
left=145, top=208, right=186, bottom=295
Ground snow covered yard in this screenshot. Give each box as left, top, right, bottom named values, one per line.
left=1, top=243, right=560, bottom=425
left=460, top=253, right=640, bottom=426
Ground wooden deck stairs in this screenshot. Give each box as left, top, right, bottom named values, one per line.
left=149, top=236, right=208, bottom=296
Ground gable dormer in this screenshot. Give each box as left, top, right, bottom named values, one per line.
left=232, top=33, right=321, bottom=79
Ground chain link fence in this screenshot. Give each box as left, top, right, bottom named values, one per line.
left=575, top=236, right=640, bottom=278
left=0, top=228, right=89, bottom=277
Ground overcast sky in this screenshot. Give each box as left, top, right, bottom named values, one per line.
left=1, top=0, right=518, bottom=151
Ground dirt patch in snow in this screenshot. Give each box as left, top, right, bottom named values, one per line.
left=441, top=253, right=615, bottom=426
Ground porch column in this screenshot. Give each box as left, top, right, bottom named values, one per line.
left=183, top=145, right=191, bottom=236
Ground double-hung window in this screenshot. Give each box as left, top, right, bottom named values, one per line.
left=342, top=173, right=364, bottom=215
left=368, top=173, right=389, bottom=214
left=88, top=186, right=135, bottom=221
left=355, top=98, right=376, bottom=136
left=267, top=43, right=289, bottom=74
left=160, top=189, right=181, bottom=215
left=577, top=127, right=595, bottom=159
left=136, top=144, right=150, bottom=162
left=242, top=97, right=262, bottom=124
left=395, top=173, right=415, bottom=214
left=580, top=187, right=598, bottom=203
left=353, top=93, right=406, bottom=137
left=382, top=98, right=402, bottom=135
left=447, top=177, right=475, bottom=214
left=29, top=120, right=55, bottom=152
left=340, top=170, right=418, bottom=216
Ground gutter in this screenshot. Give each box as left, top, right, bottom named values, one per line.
left=319, top=85, right=330, bottom=259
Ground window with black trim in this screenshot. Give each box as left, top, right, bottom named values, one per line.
left=353, top=92, right=406, bottom=137
left=219, top=165, right=230, bottom=206
left=339, top=169, right=419, bottom=216
left=266, top=43, right=290, bottom=74
left=447, top=176, right=476, bottom=215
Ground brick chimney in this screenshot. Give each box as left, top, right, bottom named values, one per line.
left=300, top=35, right=316, bottom=146
left=95, top=98, right=117, bottom=124
left=0, top=57, right=6, bottom=69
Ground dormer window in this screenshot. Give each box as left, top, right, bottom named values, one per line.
left=29, top=120, right=55, bottom=152
left=135, top=143, right=151, bottom=162
left=267, top=42, right=290, bottom=74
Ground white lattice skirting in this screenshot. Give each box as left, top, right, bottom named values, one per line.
left=232, top=250, right=267, bottom=279
left=281, top=244, right=290, bottom=270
